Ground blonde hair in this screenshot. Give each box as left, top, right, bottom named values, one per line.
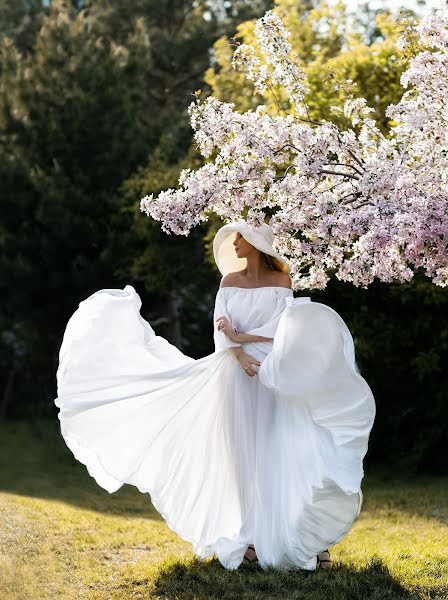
left=260, top=252, right=290, bottom=274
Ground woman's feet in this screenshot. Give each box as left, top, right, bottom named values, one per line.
left=241, top=545, right=332, bottom=568
left=242, top=544, right=258, bottom=564
left=317, top=548, right=332, bottom=569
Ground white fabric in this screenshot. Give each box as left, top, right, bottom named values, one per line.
left=54, top=284, right=375, bottom=571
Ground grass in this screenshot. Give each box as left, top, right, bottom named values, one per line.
left=1, top=418, right=447, bottom=600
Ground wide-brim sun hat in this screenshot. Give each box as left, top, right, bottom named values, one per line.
left=213, top=219, right=289, bottom=277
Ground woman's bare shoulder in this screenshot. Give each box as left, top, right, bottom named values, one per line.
left=272, top=271, right=293, bottom=289
left=220, top=270, right=292, bottom=289
left=220, top=272, right=245, bottom=288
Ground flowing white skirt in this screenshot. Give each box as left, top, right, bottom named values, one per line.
left=55, top=285, right=375, bottom=571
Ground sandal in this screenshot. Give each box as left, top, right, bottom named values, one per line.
left=242, top=544, right=258, bottom=564
left=317, top=548, right=332, bottom=569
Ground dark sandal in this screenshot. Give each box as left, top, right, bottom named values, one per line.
left=317, top=549, right=332, bottom=568
left=242, top=544, right=258, bottom=564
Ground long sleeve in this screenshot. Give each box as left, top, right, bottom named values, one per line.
left=213, top=290, right=242, bottom=352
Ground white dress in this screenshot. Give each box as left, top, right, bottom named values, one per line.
left=54, top=284, right=375, bottom=571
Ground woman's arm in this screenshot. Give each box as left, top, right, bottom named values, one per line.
left=233, top=332, right=272, bottom=343
left=213, top=294, right=244, bottom=352
left=216, top=317, right=272, bottom=344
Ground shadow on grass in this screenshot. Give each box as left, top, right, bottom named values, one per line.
left=141, top=556, right=422, bottom=600
left=0, top=418, right=163, bottom=519
left=2, top=418, right=448, bottom=527
left=361, top=473, right=448, bottom=526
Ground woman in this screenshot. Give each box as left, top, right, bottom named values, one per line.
left=54, top=219, right=375, bottom=572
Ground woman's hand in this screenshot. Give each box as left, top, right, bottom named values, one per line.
left=236, top=350, right=261, bottom=377
left=216, top=316, right=240, bottom=343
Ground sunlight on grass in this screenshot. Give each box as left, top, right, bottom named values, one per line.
left=1, top=419, right=447, bottom=599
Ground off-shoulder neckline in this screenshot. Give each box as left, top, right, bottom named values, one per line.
left=219, top=286, right=293, bottom=291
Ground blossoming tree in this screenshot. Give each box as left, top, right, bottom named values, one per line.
left=141, top=9, right=448, bottom=290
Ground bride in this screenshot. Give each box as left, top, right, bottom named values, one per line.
left=55, top=219, right=376, bottom=572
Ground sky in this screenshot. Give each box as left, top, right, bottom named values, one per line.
left=340, top=0, right=445, bottom=14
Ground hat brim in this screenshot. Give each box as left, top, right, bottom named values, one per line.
left=213, top=221, right=289, bottom=277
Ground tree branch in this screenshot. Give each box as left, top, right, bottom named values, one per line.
left=319, top=169, right=360, bottom=180
left=325, top=162, right=363, bottom=176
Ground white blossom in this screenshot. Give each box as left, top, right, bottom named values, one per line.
left=141, top=9, right=448, bottom=290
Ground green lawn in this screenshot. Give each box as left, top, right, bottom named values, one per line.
left=1, top=419, right=447, bottom=600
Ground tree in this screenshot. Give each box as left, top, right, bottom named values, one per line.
left=106, top=0, right=279, bottom=349
left=142, top=8, right=448, bottom=290
left=0, top=1, right=154, bottom=415
left=204, top=0, right=410, bottom=131
left=0, top=0, right=275, bottom=416
left=0, top=1, right=48, bottom=57
left=140, top=4, right=448, bottom=472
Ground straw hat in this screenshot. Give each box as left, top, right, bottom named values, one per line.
left=213, top=219, right=289, bottom=276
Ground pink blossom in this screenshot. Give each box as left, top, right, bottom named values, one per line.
left=141, top=8, right=448, bottom=290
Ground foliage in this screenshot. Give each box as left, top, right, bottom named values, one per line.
left=140, top=1, right=448, bottom=471
left=0, top=1, right=154, bottom=413
left=0, top=0, right=48, bottom=57
left=0, top=0, right=277, bottom=412
left=97, top=0, right=277, bottom=349
left=142, top=8, right=448, bottom=290
left=204, top=0, right=421, bottom=131
left=0, top=0, right=446, bottom=473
